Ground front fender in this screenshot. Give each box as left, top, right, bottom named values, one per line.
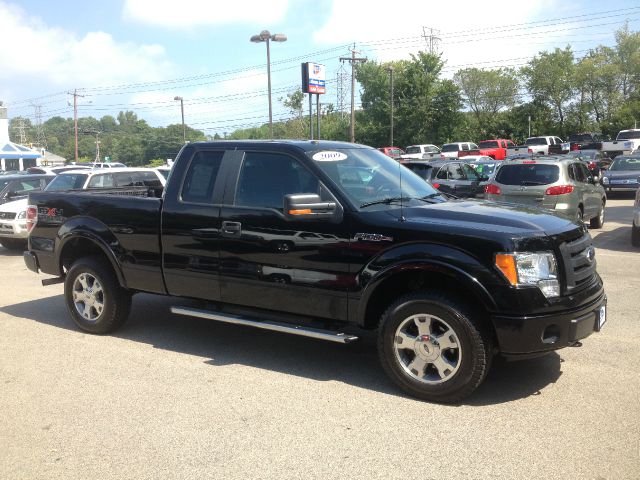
left=55, top=216, right=127, bottom=288
left=356, top=242, right=500, bottom=325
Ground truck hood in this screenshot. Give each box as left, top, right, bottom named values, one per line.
left=0, top=198, right=28, bottom=214
left=603, top=171, right=640, bottom=181
left=398, top=199, right=577, bottom=237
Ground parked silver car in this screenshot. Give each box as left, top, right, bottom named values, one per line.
left=484, top=157, right=606, bottom=227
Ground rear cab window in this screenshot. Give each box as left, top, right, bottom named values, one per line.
left=495, top=163, right=560, bottom=185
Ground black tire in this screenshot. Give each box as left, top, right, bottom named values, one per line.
left=64, top=256, right=132, bottom=334
left=632, top=225, right=640, bottom=248
left=0, top=238, right=27, bottom=250
left=377, top=290, right=492, bottom=403
left=590, top=201, right=605, bottom=229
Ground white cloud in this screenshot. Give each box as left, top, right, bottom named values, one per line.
left=312, top=0, right=582, bottom=76
left=0, top=2, right=172, bottom=90
left=123, top=0, right=289, bottom=28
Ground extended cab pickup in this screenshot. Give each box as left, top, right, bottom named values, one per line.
left=524, top=136, right=565, bottom=155
left=476, top=139, right=517, bottom=160
left=601, top=129, right=640, bottom=158
left=24, top=140, right=607, bottom=403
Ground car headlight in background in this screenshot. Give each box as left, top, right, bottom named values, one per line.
left=17, top=211, right=26, bottom=219
left=602, top=176, right=609, bottom=184
left=495, top=252, right=560, bottom=298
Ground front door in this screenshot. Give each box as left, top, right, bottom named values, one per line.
left=218, top=150, right=352, bottom=321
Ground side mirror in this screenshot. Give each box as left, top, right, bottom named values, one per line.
left=284, top=194, right=341, bottom=222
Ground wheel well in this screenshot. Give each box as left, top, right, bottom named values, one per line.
left=363, top=270, right=494, bottom=337
left=60, top=237, right=113, bottom=276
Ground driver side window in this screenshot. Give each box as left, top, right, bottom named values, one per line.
left=235, top=152, right=319, bottom=210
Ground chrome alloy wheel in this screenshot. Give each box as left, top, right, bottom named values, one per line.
left=72, top=273, right=105, bottom=322
left=393, top=313, right=462, bottom=384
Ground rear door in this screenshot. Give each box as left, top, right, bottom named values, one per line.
left=161, top=148, right=228, bottom=301
left=217, top=149, right=351, bottom=320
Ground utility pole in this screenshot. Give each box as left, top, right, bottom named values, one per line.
left=68, top=89, right=85, bottom=162
left=94, top=131, right=101, bottom=162
left=340, top=46, right=367, bottom=143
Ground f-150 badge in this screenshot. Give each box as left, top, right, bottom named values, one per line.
left=354, top=233, right=393, bottom=242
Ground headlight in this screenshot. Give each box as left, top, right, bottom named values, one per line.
left=17, top=211, right=26, bottom=219
left=602, top=176, right=609, bottom=184
left=495, top=252, right=560, bottom=298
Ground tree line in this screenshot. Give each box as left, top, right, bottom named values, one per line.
left=10, top=25, right=640, bottom=164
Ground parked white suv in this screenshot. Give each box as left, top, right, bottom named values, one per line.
left=440, top=142, right=479, bottom=159
left=0, top=168, right=165, bottom=250
left=400, top=144, right=441, bottom=161
left=524, top=136, right=564, bottom=155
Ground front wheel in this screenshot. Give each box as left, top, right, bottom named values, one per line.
left=0, top=238, right=27, bottom=250
left=590, top=201, right=605, bottom=229
left=64, top=257, right=132, bottom=334
left=377, top=291, right=492, bottom=403
left=632, top=225, right=640, bottom=248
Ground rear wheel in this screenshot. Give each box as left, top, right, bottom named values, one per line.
left=590, top=201, right=605, bottom=229
left=377, top=291, right=492, bottom=403
left=64, top=256, right=132, bottom=334
left=0, top=238, right=27, bottom=250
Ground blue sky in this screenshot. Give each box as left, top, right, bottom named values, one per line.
left=1, top=0, right=638, bottom=138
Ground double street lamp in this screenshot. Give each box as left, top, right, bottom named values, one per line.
left=174, top=96, right=186, bottom=143
left=250, top=30, right=287, bottom=138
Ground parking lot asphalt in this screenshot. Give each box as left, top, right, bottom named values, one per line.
left=1, top=197, right=638, bottom=480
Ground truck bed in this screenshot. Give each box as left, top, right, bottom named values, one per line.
left=28, top=189, right=165, bottom=294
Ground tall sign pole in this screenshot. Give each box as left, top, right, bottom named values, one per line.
left=301, top=62, right=327, bottom=140
left=340, top=47, right=367, bottom=143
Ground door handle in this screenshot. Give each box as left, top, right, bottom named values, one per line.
left=221, top=221, right=242, bottom=235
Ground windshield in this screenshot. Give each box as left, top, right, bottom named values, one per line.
left=495, top=164, right=559, bottom=185
left=441, top=144, right=459, bottom=152
left=608, top=157, right=640, bottom=171
left=525, top=137, right=547, bottom=145
left=568, top=150, right=596, bottom=159
left=478, top=141, right=499, bottom=149
left=0, top=180, right=10, bottom=192
left=405, top=146, right=420, bottom=154
left=308, top=148, right=443, bottom=209
left=470, top=162, right=497, bottom=176
left=617, top=131, right=640, bottom=140
left=45, top=173, right=88, bottom=191
left=569, top=134, right=594, bottom=142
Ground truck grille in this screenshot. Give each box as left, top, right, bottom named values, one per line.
left=558, top=230, right=597, bottom=293
left=0, top=212, right=16, bottom=220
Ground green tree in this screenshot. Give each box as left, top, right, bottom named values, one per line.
left=453, top=67, right=520, bottom=137
left=356, top=51, right=462, bottom=147
left=522, top=47, right=576, bottom=135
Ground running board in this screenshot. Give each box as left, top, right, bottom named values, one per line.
left=170, top=306, right=359, bottom=344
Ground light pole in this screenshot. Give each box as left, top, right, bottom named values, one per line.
left=387, top=66, right=394, bottom=147
left=174, top=96, right=186, bottom=143
left=250, top=30, right=287, bottom=138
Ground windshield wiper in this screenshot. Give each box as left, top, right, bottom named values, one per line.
left=520, top=181, right=547, bottom=186
left=418, top=193, right=450, bottom=202
left=360, top=196, right=410, bottom=208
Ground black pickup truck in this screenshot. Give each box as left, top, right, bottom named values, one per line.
left=23, top=140, right=607, bottom=402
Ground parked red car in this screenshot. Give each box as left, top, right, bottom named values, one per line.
left=378, top=146, right=405, bottom=160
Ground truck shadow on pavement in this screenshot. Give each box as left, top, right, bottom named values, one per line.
left=592, top=225, right=637, bottom=253
left=1, top=292, right=562, bottom=406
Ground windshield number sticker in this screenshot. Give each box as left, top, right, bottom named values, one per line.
left=312, top=151, right=348, bottom=162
